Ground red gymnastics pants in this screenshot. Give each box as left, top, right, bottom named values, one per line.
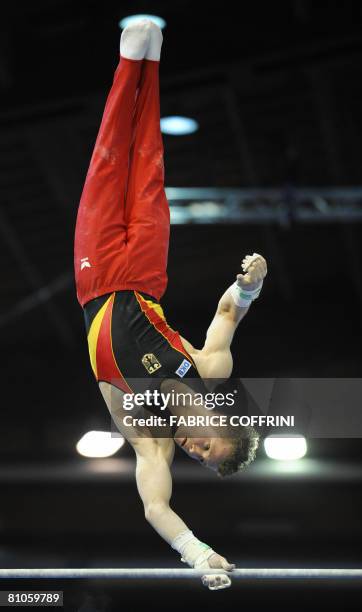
left=74, top=57, right=170, bottom=307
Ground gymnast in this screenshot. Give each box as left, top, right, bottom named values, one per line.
left=74, top=20, right=267, bottom=590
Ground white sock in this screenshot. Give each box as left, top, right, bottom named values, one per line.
left=145, top=22, right=163, bottom=61
left=120, top=20, right=151, bottom=60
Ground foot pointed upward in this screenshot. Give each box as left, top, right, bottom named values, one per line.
left=145, top=21, right=163, bottom=61
left=120, top=20, right=152, bottom=60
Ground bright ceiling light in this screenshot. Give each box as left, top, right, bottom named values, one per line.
left=76, top=431, right=124, bottom=458
left=264, top=436, right=307, bottom=461
left=160, top=116, right=199, bottom=136
left=119, top=14, right=166, bottom=30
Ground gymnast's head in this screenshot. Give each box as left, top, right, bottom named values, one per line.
left=174, top=424, right=259, bottom=476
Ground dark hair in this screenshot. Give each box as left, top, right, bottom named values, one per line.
left=217, top=425, right=260, bottom=477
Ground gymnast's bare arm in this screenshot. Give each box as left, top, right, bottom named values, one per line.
left=134, top=437, right=188, bottom=541
left=99, top=384, right=182, bottom=539
left=134, top=436, right=235, bottom=573
left=181, top=254, right=267, bottom=382
left=99, top=383, right=181, bottom=542
left=99, top=382, right=233, bottom=571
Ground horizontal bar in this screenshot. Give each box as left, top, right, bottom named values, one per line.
left=0, top=569, right=362, bottom=580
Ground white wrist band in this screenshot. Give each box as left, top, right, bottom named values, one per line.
left=171, top=529, right=214, bottom=568
left=171, top=529, right=195, bottom=552
left=230, top=280, right=263, bottom=308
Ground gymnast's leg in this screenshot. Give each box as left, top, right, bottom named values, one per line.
left=74, top=21, right=152, bottom=307
left=124, top=23, right=170, bottom=302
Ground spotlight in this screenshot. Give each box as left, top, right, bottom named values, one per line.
left=76, top=431, right=125, bottom=458
left=119, top=14, right=166, bottom=30
left=264, top=435, right=307, bottom=461
left=160, top=116, right=199, bottom=136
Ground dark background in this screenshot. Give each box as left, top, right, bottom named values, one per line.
left=1, top=1, right=362, bottom=610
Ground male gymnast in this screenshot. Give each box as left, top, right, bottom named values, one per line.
left=74, top=20, right=267, bottom=590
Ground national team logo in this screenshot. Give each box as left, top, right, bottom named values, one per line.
left=80, top=257, right=91, bottom=270
left=142, top=353, right=162, bottom=374
left=175, top=359, right=192, bottom=378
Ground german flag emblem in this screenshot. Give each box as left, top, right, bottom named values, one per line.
left=142, top=353, right=162, bottom=374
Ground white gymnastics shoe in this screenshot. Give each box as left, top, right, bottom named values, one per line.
left=145, top=21, right=163, bottom=61
left=120, top=20, right=152, bottom=60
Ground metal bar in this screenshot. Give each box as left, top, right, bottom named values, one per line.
left=165, top=187, right=362, bottom=225
left=165, top=187, right=362, bottom=200
left=0, top=568, right=362, bottom=580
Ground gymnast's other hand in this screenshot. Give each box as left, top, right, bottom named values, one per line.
left=197, top=552, right=235, bottom=591
left=206, top=552, right=235, bottom=571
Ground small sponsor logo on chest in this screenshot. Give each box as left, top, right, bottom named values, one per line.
left=175, top=359, right=192, bottom=378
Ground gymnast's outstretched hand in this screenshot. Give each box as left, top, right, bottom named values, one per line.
left=197, top=552, right=235, bottom=591
left=237, top=252, right=268, bottom=291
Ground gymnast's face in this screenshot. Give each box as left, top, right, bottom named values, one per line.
left=174, top=435, right=233, bottom=472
